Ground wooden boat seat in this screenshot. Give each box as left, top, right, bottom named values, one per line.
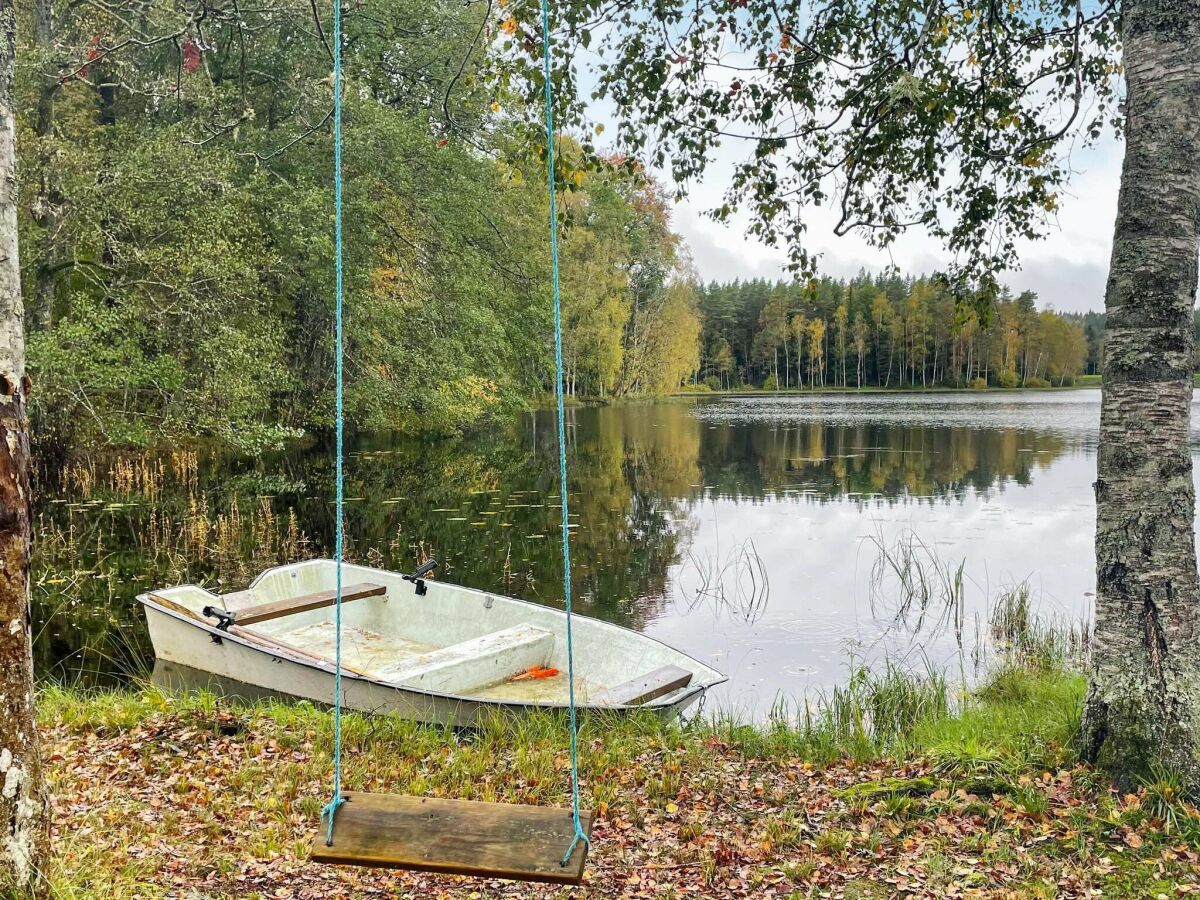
left=221, top=582, right=386, bottom=626
left=371, top=624, right=554, bottom=694
left=147, top=592, right=369, bottom=675
left=591, top=664, right=693, bottom=707
left=312, top=792, right=593, bottom=883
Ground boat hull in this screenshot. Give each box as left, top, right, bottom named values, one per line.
left=140, top=561, right=722, bottom=727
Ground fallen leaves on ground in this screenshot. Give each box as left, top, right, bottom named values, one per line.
left=42, top=705, right=1200, bottom=899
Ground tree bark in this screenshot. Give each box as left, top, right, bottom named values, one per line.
left=29, top=0, right=60, bottom=331
left=1083, top=0, right=1200, bottom=789
left=0, top=0, right=50, bottom=890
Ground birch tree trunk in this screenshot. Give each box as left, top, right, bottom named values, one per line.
left=1083, top=0, right=1200, bottom=788
left=0, top=0, right=50, bottom=889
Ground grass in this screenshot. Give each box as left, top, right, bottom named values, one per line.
left=35, top=657, right=1200, bottom=899
left=912, top=666, right=1085, bottom=773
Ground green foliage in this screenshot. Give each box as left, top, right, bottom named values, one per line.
left=556, top=162, right=701, bottom=399
left=27, top=130, right=296, bottom=450
left=15, top=0, right=694, bottom=449
left=539, top=0, right=1121, bottom=282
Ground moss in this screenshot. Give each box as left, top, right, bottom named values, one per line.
left=837, top=776, right=938, bottom=800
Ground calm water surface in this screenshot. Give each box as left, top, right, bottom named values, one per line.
left=36, top=389, right=1172, bottom=718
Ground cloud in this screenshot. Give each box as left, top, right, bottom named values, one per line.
left=1003, top=258, right=1108, bottom=313
left=659, top=121, right=1122, bottom=314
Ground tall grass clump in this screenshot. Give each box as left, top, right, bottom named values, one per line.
left=867, top=529, right=966, bottom=641
left=720, top=657, right=952, bottom=763
left=989, top=581, right=1089, bottom=671
left=824, top=658, right=950, bottom=754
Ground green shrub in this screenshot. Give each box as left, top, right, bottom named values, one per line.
left=762, top=374, right=779, bottom=391
left=968, top=377, right=988, bottom=390
left=997, top=370, right=1020, bottom=389
left=1025, top=376, right=1051, bottom=388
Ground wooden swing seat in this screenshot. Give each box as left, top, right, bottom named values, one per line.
left=311, top=792, right=595, bottom=884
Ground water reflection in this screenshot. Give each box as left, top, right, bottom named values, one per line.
left=33, top=392, right=1109, bottom=717
left=693, top=418, right=1072, bottom=503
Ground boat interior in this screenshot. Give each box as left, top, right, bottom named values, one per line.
left=146, top=559, right=722, bottom=706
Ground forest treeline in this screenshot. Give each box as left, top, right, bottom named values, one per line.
left=15, top=0, right=1112, bottom=454
left=696, top=276, right=1100, bottom=390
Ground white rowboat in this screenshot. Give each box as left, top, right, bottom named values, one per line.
left=138, top=559, right=726, bottom=726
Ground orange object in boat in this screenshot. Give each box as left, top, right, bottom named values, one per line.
left=509, top=665, right=560, bottom=682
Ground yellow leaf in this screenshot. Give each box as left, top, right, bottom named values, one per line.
left=594, top=123, right=605, bottom=135
left=501, top=17, right=518, bottom=35
left=665, top=802, right=679, bottom=814
left=490, top=100, right=501, bottom=113
left=572, top=170, right=585, bottom=187
left=510, top=169, right=522, bottom=185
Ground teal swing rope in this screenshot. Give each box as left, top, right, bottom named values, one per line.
left=322, top=0, right=346, bottom=847
left=322, top=0, right=590, bottom=867
left=538, top=0, right=591, bottom=869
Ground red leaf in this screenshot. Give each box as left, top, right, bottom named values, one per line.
left=182, top=37, right=201, bottom=73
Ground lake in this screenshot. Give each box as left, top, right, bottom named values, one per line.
left=34, top=389, right=1144, bottom=718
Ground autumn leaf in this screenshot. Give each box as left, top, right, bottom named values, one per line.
left=182, top=37, right=201, bottom=73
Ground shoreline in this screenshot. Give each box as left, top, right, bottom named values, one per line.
left=669, top=373, right=1200, bottom=398
left=674, top=384, right=1100, bottom=398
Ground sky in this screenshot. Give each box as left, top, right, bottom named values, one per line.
left=654, top=133, right=1121, bottom=314
left=573, top=32, right=1124, bottom=317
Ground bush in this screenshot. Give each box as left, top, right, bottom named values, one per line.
left=680, top=382, right=712, bottom=393
left=762, top=374, right=779, bottom=391
left=703, top=375, right=722, bottom=391
left=1025, top=376, right=1051, bottom=388
left=996, top=370, right=1020, bottom=389
left=968, top=377, right=988, bottom=390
